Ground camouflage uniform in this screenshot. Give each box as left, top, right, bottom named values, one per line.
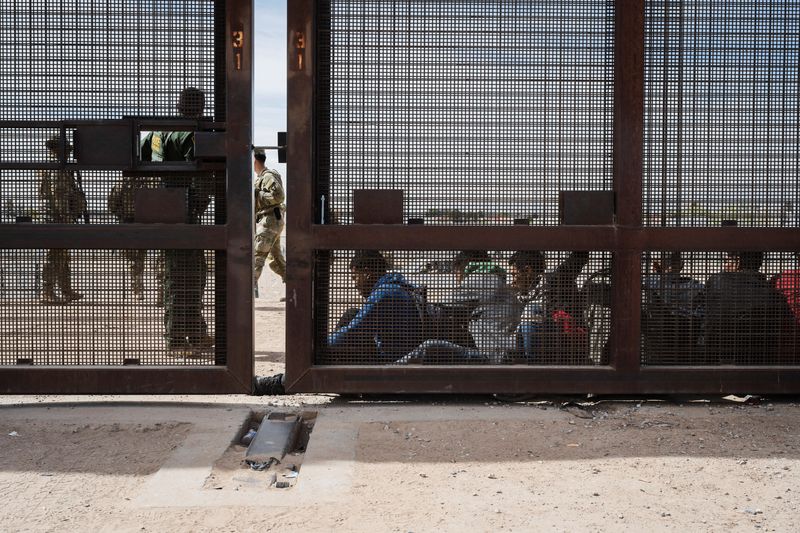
left=140, top=130, right=212, bottom=349
left=108, top=176, right=148, bottom=300
left=254, top=167, right=286, bottom=284
left=38, top=153, right=87, bottom=303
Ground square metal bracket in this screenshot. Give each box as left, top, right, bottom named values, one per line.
left=194, top=132, right=226, bottom=160
left=134, top=188, right=188, bottom=223
left=559, top=191, right=616, bottom=225
left=353, top=189, right=404, bottom=224
left=73, top=121, right=134, bottom=168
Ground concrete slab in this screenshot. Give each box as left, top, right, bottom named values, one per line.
left=131, top=403, right=586, bottom=508
left=0, top=401, right=554, bottom=510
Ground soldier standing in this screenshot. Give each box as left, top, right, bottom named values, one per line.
left=140, top=87, right=213, bottom=352
left=107, top=176, right=148, bottom=301
left=253, top=149, right=286, bottom=293
left=38, top=136, right=87, bottom=304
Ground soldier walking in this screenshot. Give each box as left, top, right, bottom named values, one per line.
left=140, top=87, right=214, bottom=353
left=107, top=176, right=148, bottom=301
left=253, top=149, right=286, bottom=294
left=38, top=136, right=87, bottom=304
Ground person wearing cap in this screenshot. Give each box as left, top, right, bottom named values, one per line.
left=140, top=87, right=214, bottom=353
left=38, top=135, right=87, bottom=304
left=252, top=149, right=286, bottom=293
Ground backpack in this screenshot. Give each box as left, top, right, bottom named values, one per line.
left=704, top=271, right=795, bottom=364
left=642, top=275, right=704, bottom=364
left=406, top=285, right=476, bottom=348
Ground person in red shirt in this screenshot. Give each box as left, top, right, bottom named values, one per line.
left=773, top=252, right=800, bottom=324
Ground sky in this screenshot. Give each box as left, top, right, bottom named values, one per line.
left=253, top=0, right=287, bottom=175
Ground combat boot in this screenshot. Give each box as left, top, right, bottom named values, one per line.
left=62, top=291, right=84, bottom=302
left=189, top=334, right=215, bottom=352
left=253, top=373, right=286, bottom=395
left=166, top=336, right=190, bottom=358
left=132, top=282, right=144, bottom=302
left=40, top=288, right=62, bottom=305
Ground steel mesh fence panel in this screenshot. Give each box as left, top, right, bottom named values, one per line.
left=315, top=250, right=612, bottom=365
left=317, top=0, right=615, bottom=225
left=0, top=248, right=222, bottom=366
left=293, top=0, right=800, bottom=394
left=644, top=0, right=800, bottom=227
left=641, top=251, right=800, bottom=365
left=0, top=0, right=224, bottom=225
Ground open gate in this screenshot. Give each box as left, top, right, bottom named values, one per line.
left=0, top=0, right=253, bottom=393
left=287, top=0, right=800, bottom=394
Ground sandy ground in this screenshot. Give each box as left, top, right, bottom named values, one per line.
left=1, top=272, right=800, bottom=532
left=253, top=266, right=288, bottom=378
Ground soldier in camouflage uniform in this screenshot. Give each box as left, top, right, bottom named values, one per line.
left=107, top=176, right=148, bottom=301
left=140, top=87, right=213, bottom=351
left=253, top=150, right=286, bottom=291
left=38, top=136, right=87, bottom=304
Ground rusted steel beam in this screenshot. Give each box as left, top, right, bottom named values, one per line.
left=301, top=225, right=800, bottom=253
left=0, top=224, right=227, bottom=250
left=614, top=0, right=646, bottom=229
left=223, top=0, right=255, bottom=392
left=611, top=0, right=646, bottom=373
left=286, top=366, right=800, bottom=395
left=307, top=225, right=619, bottom=251
left=285, top=0, right=317, bottom=387
left=0, top=367, right=249, bottom=395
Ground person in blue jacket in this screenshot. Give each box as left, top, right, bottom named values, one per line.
left=327, top=250, right=423, bottom=363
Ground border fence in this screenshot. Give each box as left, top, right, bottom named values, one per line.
left=0, top=0, right=253, bottom=394
left=286, top=0, right=800, bottom=394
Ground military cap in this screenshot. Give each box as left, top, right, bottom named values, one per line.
left=253, top=147, right=266, bottom=157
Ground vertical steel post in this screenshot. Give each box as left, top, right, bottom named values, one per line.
left=225, top=0, right=255, bottom=391
left=612, top=0, right=646, bottom=373
left=285, top=0, right=316, bottom=390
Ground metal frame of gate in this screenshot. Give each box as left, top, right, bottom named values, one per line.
left=286, top=0, right=800, bottom=394
left=0, top=0, right=253, bottom=394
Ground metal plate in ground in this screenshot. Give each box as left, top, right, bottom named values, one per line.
left=245, top=414, right=301, bottom=465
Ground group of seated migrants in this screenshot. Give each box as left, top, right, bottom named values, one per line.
left=643, top=251, right=800, bottom=365
left=325, top=249, right=800, bottom=365
left=326, top=250, right=604, bottom=365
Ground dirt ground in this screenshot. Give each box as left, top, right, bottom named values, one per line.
left=1, top=274, right=800, bottom=532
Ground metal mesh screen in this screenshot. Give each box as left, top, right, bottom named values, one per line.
left=0, top=0, right=224, bottom=225
left=315, top=250, right=612, bottom=365
left=641, top=251, right=800, bottom=365
left=0, top=249, right=223, bottom=366
left=317, top=0, right=615, bottom=225
left=644, top=0, right=800, bottom=227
